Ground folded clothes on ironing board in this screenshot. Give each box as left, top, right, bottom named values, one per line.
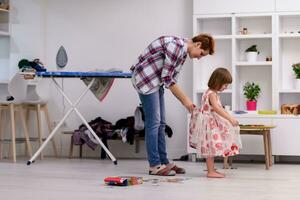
left=81, top=69, right=122, bottom=101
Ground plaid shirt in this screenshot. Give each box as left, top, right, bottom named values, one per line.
left=131, top=36, right=188, bottom=94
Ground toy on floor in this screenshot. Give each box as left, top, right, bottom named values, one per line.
left=104, top=176, right=143, bottom=186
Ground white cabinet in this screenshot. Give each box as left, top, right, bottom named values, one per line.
left=272, top=118, right=300, bottom=155
left=0, top=1, right=10, bottom=82
left=193, top=0, right=275, bottom=15
left=193, top=13, right=275, bottom=111
left=276, top=13, right=300, bottom=109
left=190, top=2, right=300, bottom=156
left=276, top=0, right=300, bottom=12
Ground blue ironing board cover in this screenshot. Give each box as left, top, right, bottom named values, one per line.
left=36, top=71, right=132, bottom=78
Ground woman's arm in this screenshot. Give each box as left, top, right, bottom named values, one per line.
left=208, top=92, right=238, bottom=126
left=169, top=83, right=194, bottom=113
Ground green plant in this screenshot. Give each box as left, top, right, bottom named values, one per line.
left=292, top=63, right=300, bottom=79
left=243, top=82, right=261, bottom=101
left=245, top=45, right=260, bottom=54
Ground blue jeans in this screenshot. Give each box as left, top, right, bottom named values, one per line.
left=139, top=87, right=169, bottom=167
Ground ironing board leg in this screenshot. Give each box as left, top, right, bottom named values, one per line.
left=27, top=77, right=117, bottom=165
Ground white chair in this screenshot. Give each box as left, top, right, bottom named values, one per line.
left=0, top=73, right=32, bottom=162
left=23, top=77, right=58, bottom=158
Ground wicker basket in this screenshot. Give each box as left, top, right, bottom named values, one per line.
left=0, top=1, right=9, bottom=10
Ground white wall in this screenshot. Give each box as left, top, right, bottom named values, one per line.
left=43, top=0, right=193, bottom=158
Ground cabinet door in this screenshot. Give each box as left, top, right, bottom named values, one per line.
left=276, top=0, right=300, bottom=12
left=237, top=117, right=273, bottom=155
left=272, top=118, right=300, bottom=155
left=193, top=0, right=275, bottom=14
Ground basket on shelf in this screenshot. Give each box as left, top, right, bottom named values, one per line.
left=0, top=0, right=9, bottom=10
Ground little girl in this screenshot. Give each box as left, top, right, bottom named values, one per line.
left=190, top=67, right=242, bottom=178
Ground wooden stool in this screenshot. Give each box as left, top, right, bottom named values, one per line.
left=0, top=104, right=32, bottom=162
left=24, top=103, right=58, bottom=158
left=224, top=125, right=276, bottom=170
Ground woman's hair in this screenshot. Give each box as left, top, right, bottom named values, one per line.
left=192, top=33, right=215, bottom=55
left=208, top=67, right=232, bottom=90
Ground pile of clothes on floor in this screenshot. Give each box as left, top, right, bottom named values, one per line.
left=72, top=106, right=173, bottom=159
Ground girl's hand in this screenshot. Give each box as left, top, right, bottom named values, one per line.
left=229, top=118, right=239, bottom=127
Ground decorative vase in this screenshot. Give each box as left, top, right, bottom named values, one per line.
left=295, top=79, right=300, bottom=90
left=246, top=101, right=257, bottom=111
left=246, top=52, right=258, bottom=62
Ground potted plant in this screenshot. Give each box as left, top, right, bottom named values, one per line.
left=245, top=45, right=260, bottom=62
left=243, top=82, right=261, bottom=111
left=292, top=63, right=300, bottom=89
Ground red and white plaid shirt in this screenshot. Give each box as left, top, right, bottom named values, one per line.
left=131, top=36, right=188, bottom=94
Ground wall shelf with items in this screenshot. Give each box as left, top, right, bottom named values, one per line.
left=235, top=66, right=272, bottom=111
left=234, top=14, right=273, bottom=36
left=191, top=0, right=300, bottom=156
left=235, top=38, right=272, bottom=63
left=276, top=13, right=300, bottom=109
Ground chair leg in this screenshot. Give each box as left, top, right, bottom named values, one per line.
left=43, top=104, right=59, bottom=157
left=24, top=105, right=30, bottom=156
left=0, top=109, right=3, bottom=160
left=9, top=104, right=16, bottom=163
left=19, top=106, right=32, bottom=157
left=36, top=104, right=43, bottom=159
left=69, top=135, right=74, bottom=158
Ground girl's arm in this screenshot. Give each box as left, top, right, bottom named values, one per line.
left=208, top=92, right=239, bottom=126
left=169, top=83, right=194, bottom=113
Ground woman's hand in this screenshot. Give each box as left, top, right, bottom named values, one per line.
left=183, top=98, right=195, bottom=113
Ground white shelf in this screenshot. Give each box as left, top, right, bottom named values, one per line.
left=0, top=30, right=9, bottom=36
left=235, top=34, right=272, bottom=39
left=236, top=61, right=272, bottom=66
left=279, top=89, right=300, bottom=93
left=234, top=113, right=300, bottom=119
left=0, top=8, right=9, bottom=13
left=279, top=33, right=300, bottom=38
left=213, top=35, right=232, bottom=40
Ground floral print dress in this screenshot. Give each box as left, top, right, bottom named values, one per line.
left=190, top=89, right=242, bottom=158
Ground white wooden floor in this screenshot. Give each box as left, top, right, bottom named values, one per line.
left=0, top=158, right=300, bottom=200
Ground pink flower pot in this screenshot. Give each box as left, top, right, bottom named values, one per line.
left=246, top=101, right=257, bottom=111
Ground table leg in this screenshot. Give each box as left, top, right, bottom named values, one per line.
left=263, top=131, right=270, bottom=170
left=267, top=131, right=273, bottom=166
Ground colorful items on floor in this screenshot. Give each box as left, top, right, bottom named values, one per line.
left=104, top=176, right=143, bottom=186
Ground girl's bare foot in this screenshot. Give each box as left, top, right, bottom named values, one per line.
left=207, top=171, right=225, bottom=178
left=216, top=171, right=225, bottom=176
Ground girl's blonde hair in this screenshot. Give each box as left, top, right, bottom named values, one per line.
left=208, top=67, right=232, bottom=90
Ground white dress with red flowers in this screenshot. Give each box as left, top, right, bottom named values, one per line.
left=195, top=89, right=242, bottom=158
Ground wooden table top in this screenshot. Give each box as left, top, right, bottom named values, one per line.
left=239, top=125, right=276, bottom=131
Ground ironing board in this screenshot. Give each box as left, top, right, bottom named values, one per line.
left=25, top=71, right=132, bottom=165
